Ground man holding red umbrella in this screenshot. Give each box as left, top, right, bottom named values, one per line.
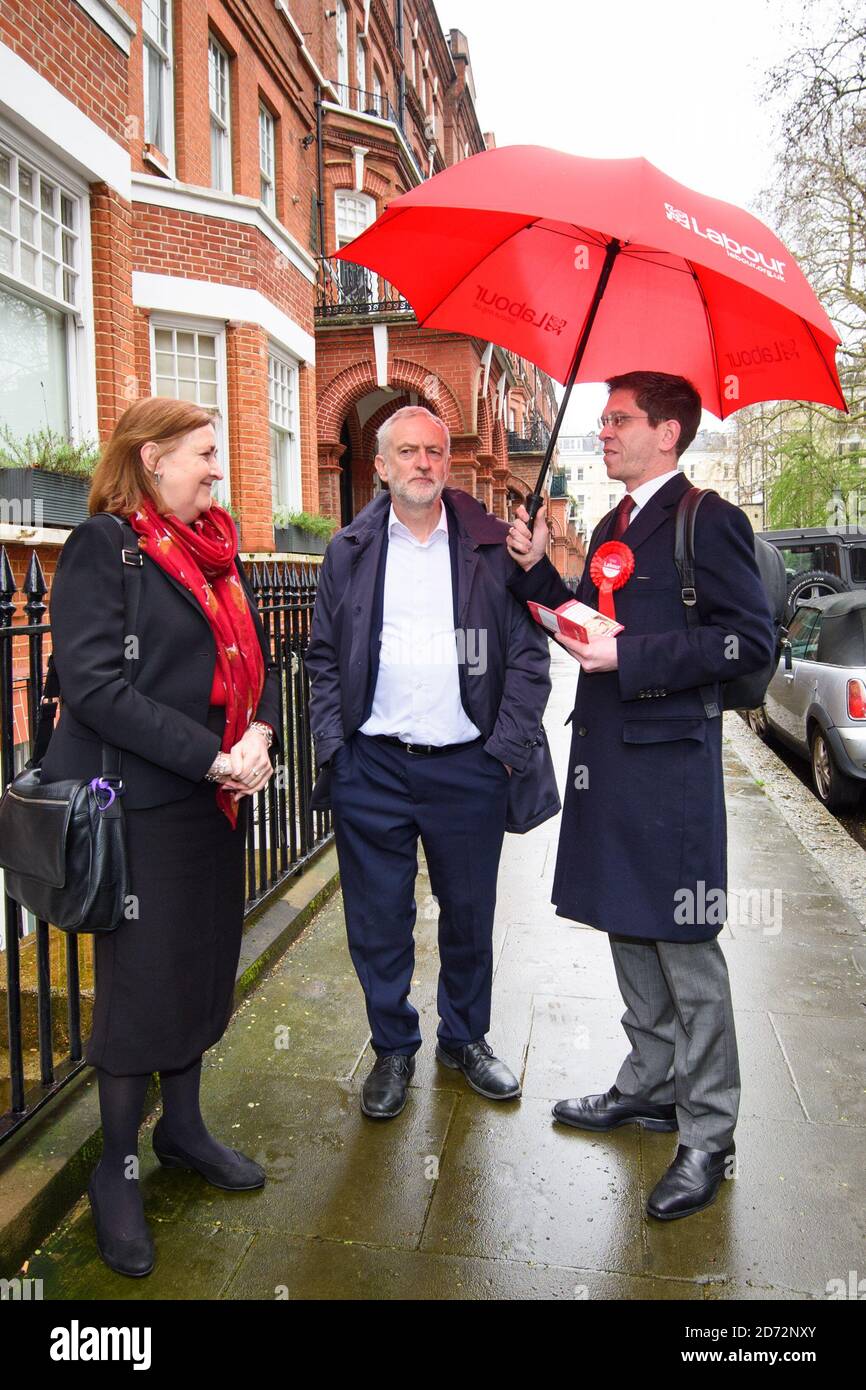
left=507, top=370, right=775, bottom=1221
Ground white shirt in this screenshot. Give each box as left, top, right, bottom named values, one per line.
left=625, top=467, right=680, bottom=522
left=359, top=503, right=482, bottom=745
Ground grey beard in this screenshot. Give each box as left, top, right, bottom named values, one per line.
left=388, top=476, right=444, bottom=510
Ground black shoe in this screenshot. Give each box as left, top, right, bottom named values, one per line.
left=435, top=1039, right=521, bottom=1100
left=553, top=1084, right=678, bottom=1132
left=87, top=1175, right=154, bottom=1278
left=361, top=1053, right=415, bottom=1119
left=152, top=1119, right=265, bottom=1190
left=646, top=1143, right=736, bottom=1221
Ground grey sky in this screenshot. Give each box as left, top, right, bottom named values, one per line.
left=443, top=0, right=813, bottom=430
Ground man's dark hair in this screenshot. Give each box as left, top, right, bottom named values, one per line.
left=604, top=371, right=702, bottom=457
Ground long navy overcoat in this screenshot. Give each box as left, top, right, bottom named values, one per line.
left=509, top=471, right=775, bottom=942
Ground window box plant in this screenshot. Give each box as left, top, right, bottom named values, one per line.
left=0, top=427, right=99, bottom=529
left=272, top=508, right=338, bottom=555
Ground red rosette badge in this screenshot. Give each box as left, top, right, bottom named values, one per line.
left=589, top=541, right=635, bottom=620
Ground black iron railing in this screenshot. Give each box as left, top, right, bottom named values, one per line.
left=548, top=470, right=569, bottom=499
left=316, top=258, right=412, bottom=319
left=507, top=422, right=551, bottom=454
left=0, top=548, right=330, bottom=1144
left=331, top=81, right=398, bottom=125
left=326, top=81, right=426, bottom=184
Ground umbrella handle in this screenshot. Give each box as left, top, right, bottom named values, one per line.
left=526, top=493, right=545, bottom=529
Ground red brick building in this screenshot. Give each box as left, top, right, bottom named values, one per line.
left=0, top=0, right=582, bottom=627
left=313, top=8, right=578, bottom=553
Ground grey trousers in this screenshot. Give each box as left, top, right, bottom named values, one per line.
left=608, top=933, right=740, bottom=1151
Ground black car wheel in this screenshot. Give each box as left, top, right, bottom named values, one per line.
left=809, top=727, right=862, bottom=811
left=785, top=570, right=848, bottom=623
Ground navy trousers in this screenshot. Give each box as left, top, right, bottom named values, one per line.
left=329, top=732, right=510, bottom=1055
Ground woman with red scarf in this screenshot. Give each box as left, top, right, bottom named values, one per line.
left=43, top=397, right=280, bottom=1277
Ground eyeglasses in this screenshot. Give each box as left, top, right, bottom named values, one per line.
left=598, top=412, right=650, bottom=430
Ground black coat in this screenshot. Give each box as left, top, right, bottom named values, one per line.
left=305, top=487, right=558, bottom=832
left=41, top=512, right=281, bottom=809
left=509, top=471, right=776, bottom=941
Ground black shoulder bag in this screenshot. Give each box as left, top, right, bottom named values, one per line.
left=674, top=487, right=788, bottom=717
left=0, top=517, right=143, bottom=933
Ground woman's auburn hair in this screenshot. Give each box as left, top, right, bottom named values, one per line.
left=88, top=397, right=217, bottom=517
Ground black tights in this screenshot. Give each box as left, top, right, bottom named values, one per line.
left=91, top=1054, right=240, bottom=1237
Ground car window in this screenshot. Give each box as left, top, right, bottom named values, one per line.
left=778, top=542, right=841, bottom=578
left=815, top=543, right=842, bottom=576
left=802, top=613, right=823, bottom=661
left=850, top=545, right=866, bottom=584
left=787, top=607, right=820, bottom=658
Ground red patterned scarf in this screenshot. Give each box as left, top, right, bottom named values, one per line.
left=129, top=499, right=265, bottom=827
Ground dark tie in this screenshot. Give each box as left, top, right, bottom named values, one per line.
left=610, top=494, right=635, bottom=541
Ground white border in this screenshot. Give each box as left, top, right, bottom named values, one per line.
left=0, top=41, right=130, bottom=197
left=0, top=113, right=98, bottom=444
left=322, top=101, right=424, bottom=185
left=133, top=272, right=315, bottom=365
left=73, top=0, right=136, bottom=55
left=273, top=1, right=337, bottom=98
left=132, top=174, right=318, bottom=283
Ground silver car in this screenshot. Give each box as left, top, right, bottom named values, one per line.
left=748, top=592, right=866, bottom=810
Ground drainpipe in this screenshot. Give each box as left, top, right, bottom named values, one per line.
left=315, top=84, right=326, bottom=279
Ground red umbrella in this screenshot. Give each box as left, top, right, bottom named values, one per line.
left=333, top=145, right=846, bottom=517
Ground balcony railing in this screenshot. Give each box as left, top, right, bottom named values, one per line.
left=507, top=421, right=551, bottom=454
left=331, top=81, right=397, bottom=124
left=326, top=81, right=426, bottom=184
left=548, top=470, right=569, bottom=498
left=316, top=259, right=413, bottom=320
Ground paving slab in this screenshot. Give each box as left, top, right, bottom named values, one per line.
left=12, top=647, right=866, bottom=1301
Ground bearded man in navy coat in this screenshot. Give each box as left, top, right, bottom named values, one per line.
left=306, top=406, right=557, bottom=1122
left=507, top=371, right=775, bottom=1221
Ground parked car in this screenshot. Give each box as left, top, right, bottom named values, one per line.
left=757, top=525, right=866, bottom=621
left=747, top=591, right=866, bottom=810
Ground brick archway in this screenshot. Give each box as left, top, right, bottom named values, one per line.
left=317, top=361, right=466, bottom=521
left=476, top=391, right=493, bottom=455
left=507, top=471, right=535, bottom=499
left=361, top=393, right=411, bottom=470
left=317, top=360, right=464, bottom=440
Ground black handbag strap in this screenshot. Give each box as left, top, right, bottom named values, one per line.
left=33, top=516, right=143, bottom=778
left=673, top=486, right=722, bottom=720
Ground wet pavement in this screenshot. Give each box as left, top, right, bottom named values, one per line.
left=21, top=647, right=866, bottom=1300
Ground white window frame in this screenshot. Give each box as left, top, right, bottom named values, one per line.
left=335, top=2, right=349, bottom=107
left=372, top=67, right=382, bottom=118
left=148, top=314, right=231, bottom=504
left=268, top=343, right=301, bottom=514
left=355, top=35, right=366, bottom=108
left=142, top=0, right=174, bottom=170
left=0, top=118, right=95, bottom=445
left=258, top=103, right=275, bottom=213
left=208, top=35, right=232, bottom=193
left=335, top=190, right=375, bottom=300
